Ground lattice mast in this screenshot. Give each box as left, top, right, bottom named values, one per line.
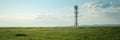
left=74, top=5, right=79, bottom=27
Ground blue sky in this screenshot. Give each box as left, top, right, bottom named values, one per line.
left=0, top=0, right=120, bottom=27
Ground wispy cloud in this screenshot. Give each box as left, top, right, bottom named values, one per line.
left=79, top=1, right=120, bottom=24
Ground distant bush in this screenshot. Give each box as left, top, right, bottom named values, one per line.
left=15, top=34, right=27, bottom=36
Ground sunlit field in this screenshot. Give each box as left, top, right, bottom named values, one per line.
left=0, top=26, right=120, bottom=40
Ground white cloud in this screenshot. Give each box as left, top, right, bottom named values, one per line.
left=79, top=1, right=120, bottom=24
left=82, top=2, right=106, bottom=8
left=109, top=1, right=113, bottom=5
left=82, top=2, right=96, bottom=8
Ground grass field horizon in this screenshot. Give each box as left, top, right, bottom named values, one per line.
left=0, top=26, right=120, bottom=40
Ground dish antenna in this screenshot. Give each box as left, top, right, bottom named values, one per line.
left=74, top=0, right=79, bottom=27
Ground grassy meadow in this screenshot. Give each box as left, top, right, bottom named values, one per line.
left=0, top=27, right=120, bottom=40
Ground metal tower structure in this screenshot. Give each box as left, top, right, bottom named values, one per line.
left=74, top=5, right=79, bottom=27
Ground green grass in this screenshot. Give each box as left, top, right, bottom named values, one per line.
left=0, top=27, right=120, bottom=40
